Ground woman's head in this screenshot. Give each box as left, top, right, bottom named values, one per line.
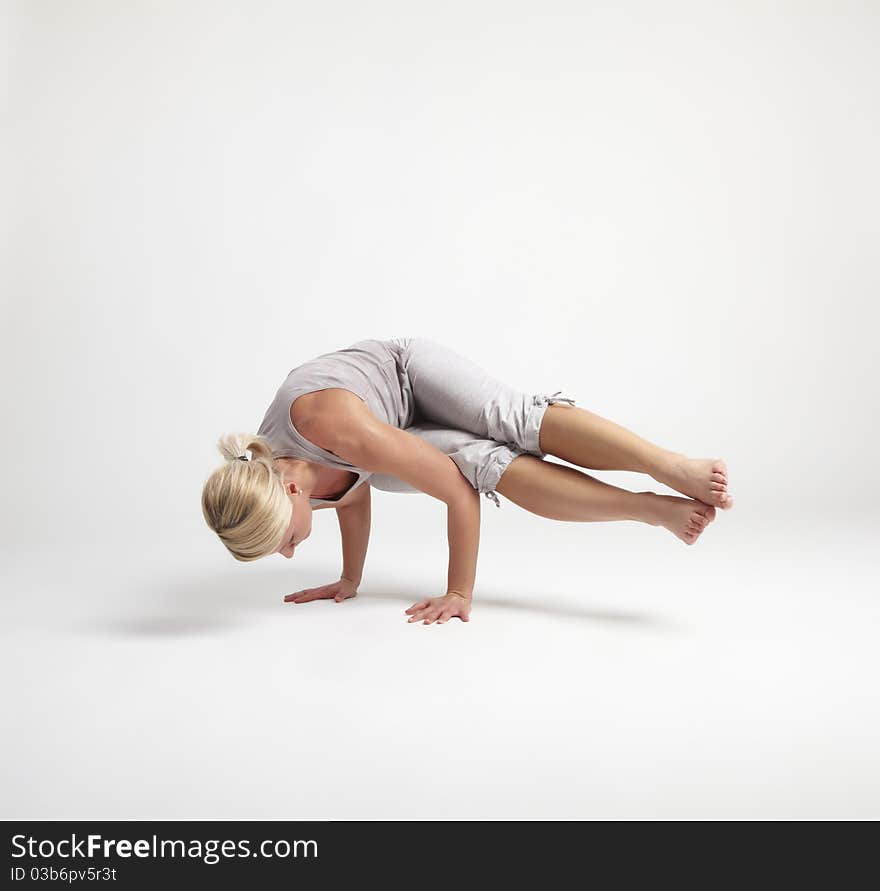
left=201, top=433, right=312, bottom=561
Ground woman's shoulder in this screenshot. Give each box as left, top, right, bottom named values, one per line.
left=289, top=387, right=369, bottom=430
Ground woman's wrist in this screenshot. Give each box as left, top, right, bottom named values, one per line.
left=446, top=588, right=472, bottom=601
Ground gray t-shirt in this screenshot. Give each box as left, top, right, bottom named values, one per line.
left=257, top=337, right=414, bottom=507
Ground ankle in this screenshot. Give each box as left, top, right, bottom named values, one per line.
left=651, top=450, right=686, bottom=479
left=633, top=491, right=662, bottom=526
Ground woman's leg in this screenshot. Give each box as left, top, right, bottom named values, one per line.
left=399, top=336, right=731, bottom=510
left=400, top=336, right=552, bottom=453
left=495, top=454, right=717, bottom=545
left=538, top=404, right=733, bottom=510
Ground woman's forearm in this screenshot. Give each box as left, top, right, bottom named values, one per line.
left=335, top=490, right=371, bottom=585
left=445, top=487, right=481, bottom=597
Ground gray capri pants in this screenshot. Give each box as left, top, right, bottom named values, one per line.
left=368, top=336, right=576, bottom=508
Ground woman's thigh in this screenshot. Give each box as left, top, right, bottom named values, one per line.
left=397, top=336, right=575, bottom=456
left=368, top=421, right=525, bottom=500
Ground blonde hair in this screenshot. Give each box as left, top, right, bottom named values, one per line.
left=201, top=433, right=292, bottom=562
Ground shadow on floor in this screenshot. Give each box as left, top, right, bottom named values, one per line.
left=80, top=564, right=682, bottom=637
left=79, top=564, right=306, bottom=638
left=366, top=587, right=683, bottom=631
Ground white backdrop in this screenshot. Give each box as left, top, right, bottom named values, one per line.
left=3, top=1, right=879, bottom=819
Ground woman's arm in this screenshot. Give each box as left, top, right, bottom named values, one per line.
left=335, top=481, right=371, bottom=587
left=299, top=392, right=480, bottom=621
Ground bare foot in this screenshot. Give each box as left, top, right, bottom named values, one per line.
left=646, top=493, right=717, bottom=545
left=655, top=455, right=733, bottom=510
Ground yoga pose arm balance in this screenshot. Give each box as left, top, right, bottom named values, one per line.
left=291, top=390, right=480, bottom=623
left=201, top=336, right=732, bottom=626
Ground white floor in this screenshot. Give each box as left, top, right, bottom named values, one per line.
left=3, top=495, right=879, bottom=820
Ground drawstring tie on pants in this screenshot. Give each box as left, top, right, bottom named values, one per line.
left=532, top=390, right=576, bottom=408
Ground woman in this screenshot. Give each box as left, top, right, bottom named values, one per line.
left=202, top=336, right=732, bottom=625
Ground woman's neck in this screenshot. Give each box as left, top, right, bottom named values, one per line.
left=274, top=457, right=321, bottom=497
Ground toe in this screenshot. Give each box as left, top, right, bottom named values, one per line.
left=711, top=473, right=726, bottom=484
left=712, top=459, right=727, bottom=476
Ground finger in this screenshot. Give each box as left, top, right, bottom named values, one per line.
left=291, top=591, right=320, bottom=603
left=284, top=589, right=311, bottom=602
left=440, top=607, right=458, bottom=623
left=405, top=600, right=430, bottom=614
left=291, top=589, right=331, bottom=603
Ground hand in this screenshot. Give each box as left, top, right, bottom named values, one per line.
left=405, top=591, right=471, bottom=625
left=284, top=577, right=359, bottom=605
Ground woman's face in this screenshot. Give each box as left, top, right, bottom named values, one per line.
left=276, top=481, right=313, bottom=558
